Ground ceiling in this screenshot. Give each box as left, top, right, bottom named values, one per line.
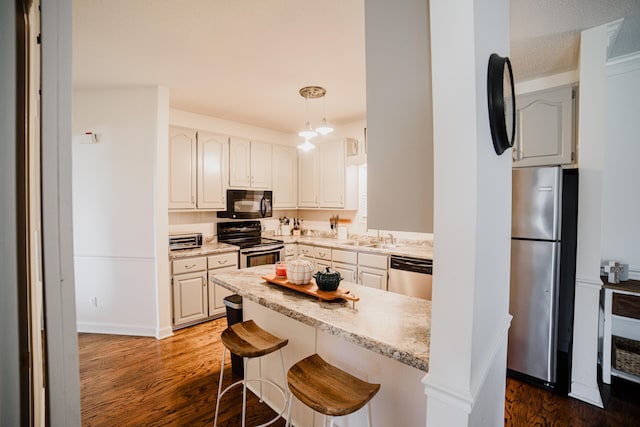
left=73, top=0, right=640, bottom=136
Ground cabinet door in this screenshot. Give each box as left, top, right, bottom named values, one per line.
left=197, top=132, right=227, bottom=209
left=318, top=139, right=346, bottom=208
left=513, top=86, right=574, bottom=167
left=298, top=150, right=318, bottom=207
left=358, top=266, right=387, bottom=290
left=229, top=137, right=251, bottom=188
left=208, top=266, right=237, bottom=313
left=172, top=271, right=208, bottom=326
left=169, top=127, right=197, bottom=209
left=333, top=262, right=358, bottom=283
left=250, top=141, right=272, bottom=189
left=272, top=145, right=298, bottom=208
left=315, top=259, right=331, bottom=274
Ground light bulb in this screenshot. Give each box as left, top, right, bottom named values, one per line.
left=298, top=121, right=318, bottom=139
left=315, top=118, right=334, bottom=135
left=297, top=139, right=316, bottom=152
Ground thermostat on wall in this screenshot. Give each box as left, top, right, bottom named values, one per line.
left=77, top=132, right=99, bottom=144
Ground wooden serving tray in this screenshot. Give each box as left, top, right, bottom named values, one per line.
left=262, top=274, right=359, bottom=306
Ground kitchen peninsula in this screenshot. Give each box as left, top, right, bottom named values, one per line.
left=211, top=265, right=431, bottom=426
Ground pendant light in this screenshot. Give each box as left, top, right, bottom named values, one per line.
left=297, top=86, right=334, bottom=150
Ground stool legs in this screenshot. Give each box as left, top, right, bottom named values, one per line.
left=214, top=346, right=289, bottom=427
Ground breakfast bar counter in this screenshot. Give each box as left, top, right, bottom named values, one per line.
left=211, top=265, right=431, bottom=427
left=210, top=264, right=431, bottom=371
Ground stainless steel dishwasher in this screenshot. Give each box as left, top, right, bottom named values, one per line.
left=388, top=255, right=433, bottom=300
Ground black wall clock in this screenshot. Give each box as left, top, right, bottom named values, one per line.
left=487, top=53, right=515, bottom=155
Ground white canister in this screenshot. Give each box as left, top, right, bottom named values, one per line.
left=337, top=226, right=348, bottom=240
left=281, top=225, right=291, bottom=236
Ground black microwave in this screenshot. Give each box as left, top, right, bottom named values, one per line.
left=217, top=189, right=273, bottom=219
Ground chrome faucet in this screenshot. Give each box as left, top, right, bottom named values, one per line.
left=388, top=233, right=395, bottom=244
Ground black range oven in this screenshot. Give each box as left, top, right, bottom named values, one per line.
left=217, top=221, right=284, bottom=268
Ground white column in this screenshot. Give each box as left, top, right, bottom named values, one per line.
left=568, top=22, right=611, bottom=408
left=426, top=0, right=511, bottom=426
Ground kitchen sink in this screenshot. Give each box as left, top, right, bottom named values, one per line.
left=364, top=242, right=403, bottom=249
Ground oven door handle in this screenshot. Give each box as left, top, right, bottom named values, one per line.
left=242, top=245, right=285, bottom=255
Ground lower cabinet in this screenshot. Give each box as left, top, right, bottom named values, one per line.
left=207, top=252, right=239, bottom=317
left=314, top=246, right=332, bottom=273
left=332, top=249, right=358, bottom=283
left=172, top=251, right=238, bottom=328
left=172, top=269, right=208, bottom=327
left=284, top=243, right=297, bottom=262
left=358, top=252, right=388, bottom=290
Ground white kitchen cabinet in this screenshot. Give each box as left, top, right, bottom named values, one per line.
left=314, top=246, right=332, bottom=273
left=284, top=243, right=297, bottom=262
left=197, top=131, right=227, bottom=209
left=358, top=252, right=388, bottom=290
left=297, top=149, right=318, bottom=208
left=172, top=256, right=208, bottom=327
left=297, top=138, right=357, bottom=209
left=207, top=252, right=238, bottom=317
left=512, top=85, right=576, bottom=167
left=332, top=249, right=358, bottom=282
left=318, top=139, right=346, bottom=208
left=272, top=144, right=298, bottom=208
left=297, top=244, right=314, bottom=259
left=229, top=137, right=272, bottom=189
left=168, top=127, right=197, bottom=209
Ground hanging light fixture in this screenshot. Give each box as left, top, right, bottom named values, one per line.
left=297, top=138, right=316, bottom=152
left=297, top=86, right=334, bottom=149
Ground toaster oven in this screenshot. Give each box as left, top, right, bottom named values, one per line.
left=169, top=232, right=203, bottom=251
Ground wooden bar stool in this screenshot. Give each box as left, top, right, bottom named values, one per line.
left=213, top=320, right=289, bottom=427
left=285, top=354, right=380, bottom=427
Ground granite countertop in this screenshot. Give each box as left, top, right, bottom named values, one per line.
left=169, top=242, right=239, bottom=259
left=210, top=265, right=431, bottom=372
left=279, top=235, right=434, bottom=260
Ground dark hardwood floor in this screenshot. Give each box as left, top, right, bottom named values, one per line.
left=79, top=318, right=640, bottom=426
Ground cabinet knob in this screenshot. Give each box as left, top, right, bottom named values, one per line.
left=218, top=259, right=227, bottom=265
left=186, top=264, right=196, bottom=269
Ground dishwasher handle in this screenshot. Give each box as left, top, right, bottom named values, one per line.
left=390, top=256, right=432, bottom=275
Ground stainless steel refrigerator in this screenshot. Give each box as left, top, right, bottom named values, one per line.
left=508, top=166, right=578, bottom=391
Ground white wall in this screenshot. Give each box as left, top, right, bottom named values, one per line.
left=601, top=54, right=640, bottom=278
left=73, top=86, right=167, bottom=337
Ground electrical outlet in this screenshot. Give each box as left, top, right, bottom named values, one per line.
left=91, top=297, right=98, bottom=308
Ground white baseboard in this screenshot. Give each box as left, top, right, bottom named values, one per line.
left=76, top=321, right=157, bottom=337
left=156, top=326, right=174, bottom=339
left=569, top=381, right=604, bottom=408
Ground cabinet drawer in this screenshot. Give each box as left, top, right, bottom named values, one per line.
left=314, top=247, right=331, bottom=261
left=207, top=252, right=238, bottom=270
left=332, top=249, right=357, bottom=265
left=298, top=244, right=314, bottom=258
left=613, top=293, right=640, bottom=320
left=358, top=252, right=388, bottom=269
left=285, top=244, right=297, bottom=257
left=173, top=257, right=207, bottom=274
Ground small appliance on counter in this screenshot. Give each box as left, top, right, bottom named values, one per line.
left=169, top=232, right=203, bottom=251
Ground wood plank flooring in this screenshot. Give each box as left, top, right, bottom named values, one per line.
left=79, top=317, right=640, bottom=426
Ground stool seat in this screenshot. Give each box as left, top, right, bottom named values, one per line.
left=221, top=319, right=288, bottom=358
left=287, top=354, right=380, bottom=417
left=214, top=319, right=289, bottom=427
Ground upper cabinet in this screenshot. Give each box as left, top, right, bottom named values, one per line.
left=229, top=137, right=272, bottom=189
left=318, top=139, right=346, bottom=208
left=298, top=139, right=357, bottom=209
left=512, top=85, right=576, bottom=167
left=272, top=144, right=298, bottom=209
left=169, top=127, right=197, bottom=209
left=169, top=126, right=227, bottom=211
left=197, top=131, right=227, bottom=210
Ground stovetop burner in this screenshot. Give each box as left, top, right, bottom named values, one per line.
left=217, top=221, right=283, bottom=249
